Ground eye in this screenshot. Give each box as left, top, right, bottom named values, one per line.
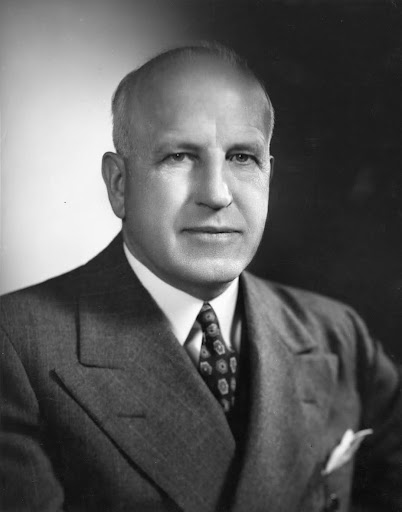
left=166, top=153, right=189, bottom=162
left=229, top=153, right=255, bottom=164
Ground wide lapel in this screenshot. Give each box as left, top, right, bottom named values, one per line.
left=54, top=235, right=235, bottom=512
left=232, top=273, right=338, bottom=512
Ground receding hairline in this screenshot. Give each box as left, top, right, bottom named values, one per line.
left=112, top=44, right=275, bottom=157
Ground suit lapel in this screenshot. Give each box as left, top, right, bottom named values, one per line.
left=232, top=273, right=338, bottom=512
left=55, top=236, right=235, bottom=512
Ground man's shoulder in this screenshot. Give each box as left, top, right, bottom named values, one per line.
left=0, top=266, right=81, bottom=344
left=0, top=235, right=124, bottom=328
left=244, top=270, right=354, bottom=319
left=242, top=271, right=366, bottom=351
left=2, top=235, right=122, bottom=304
left=2, top=267, right=78, bottom=310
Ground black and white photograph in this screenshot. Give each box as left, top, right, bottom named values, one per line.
left=1, top=1, right=401, bottom=511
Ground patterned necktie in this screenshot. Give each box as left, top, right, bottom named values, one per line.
left=197, top=303, right=238, bottom=414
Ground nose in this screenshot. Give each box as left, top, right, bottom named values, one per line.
left=194, top=154, right=233, bottom=210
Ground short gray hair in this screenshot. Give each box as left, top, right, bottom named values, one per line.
left=112, top=42, right=275, bottom=158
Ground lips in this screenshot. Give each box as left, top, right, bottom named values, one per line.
left=183, top=226, right=240, bottom=234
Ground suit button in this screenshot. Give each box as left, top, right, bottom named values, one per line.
left=324, top=493, right=339, bottom=511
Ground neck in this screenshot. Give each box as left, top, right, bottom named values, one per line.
left=123, top=237, right=236, bottom=302
left=178, top=281, right=233, bottom=302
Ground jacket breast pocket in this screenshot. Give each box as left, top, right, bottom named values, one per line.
left=322, top=461, right=355, bottom=511
left=300, top=460, right=355, bottom=512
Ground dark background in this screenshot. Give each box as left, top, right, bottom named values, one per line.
left=184, top=0, right=402, bottom=362
left=2, top=0, right=400, bottom=362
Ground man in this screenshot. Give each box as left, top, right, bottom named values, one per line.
left=1, top=44, right=401, bottom=512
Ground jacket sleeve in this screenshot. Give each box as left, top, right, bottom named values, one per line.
left=350, top=310, right=402, bottom=512
left=0, top=328, right=65, bottom=512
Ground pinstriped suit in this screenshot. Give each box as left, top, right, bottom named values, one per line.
left=1, top=234, right=401, bottom=512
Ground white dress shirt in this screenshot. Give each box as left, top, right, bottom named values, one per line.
left=124, top=244, right=241, bottom=366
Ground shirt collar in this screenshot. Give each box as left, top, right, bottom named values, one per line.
left=123, top=244, right=239, bottom=346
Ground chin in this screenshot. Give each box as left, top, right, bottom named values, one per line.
left=182, top=259, right=245, bottom=287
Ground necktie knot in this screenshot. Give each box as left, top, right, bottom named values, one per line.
left=197, top=302, right=219, bottom=332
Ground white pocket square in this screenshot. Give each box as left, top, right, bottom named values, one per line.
left=322, top=428, right=373, bottom=476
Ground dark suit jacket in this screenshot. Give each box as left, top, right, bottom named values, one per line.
left=1, top=235, right=401, bottom=512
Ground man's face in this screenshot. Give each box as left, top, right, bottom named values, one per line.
left=118, top=59, right=272, bottom=299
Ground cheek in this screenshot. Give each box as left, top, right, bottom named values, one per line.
left=237, top=180, right=269, bottom=229
left=125, top=175, right=187, bottom=228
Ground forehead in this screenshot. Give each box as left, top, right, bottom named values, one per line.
left=130, top=56, right=271, bottom=140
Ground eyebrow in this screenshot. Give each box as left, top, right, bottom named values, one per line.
left=154, top=138, right=267, bottom=156
left=228, top=142, right=265, bottom=155
left=152, top=139, right=201, bottom=156
left=156, top=142, right=202, bottom=152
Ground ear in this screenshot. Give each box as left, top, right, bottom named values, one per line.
left=269, top=156, right=275, bottom=183
left=102, top=152, right=126, bottom=219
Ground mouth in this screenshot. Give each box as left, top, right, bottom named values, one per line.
left=183, top=227, right=241, bottom=234
left=182, top=227, right=242, bottom=243
left=183, top=227, right=240, bottom=240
